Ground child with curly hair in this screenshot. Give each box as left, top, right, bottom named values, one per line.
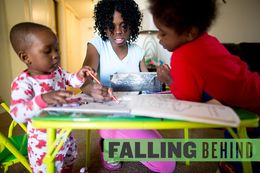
left=149, top=1, right=260, bottom=172
left=150, top=0, right=260, bottom=115
left=81, top=0, right=176, bottom=172
left=9, top=22, right=95, bottom=173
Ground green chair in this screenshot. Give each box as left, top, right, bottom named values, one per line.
left=0, top=97, right=32, bottom=173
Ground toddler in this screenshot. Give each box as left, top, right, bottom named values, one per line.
left=9, top=22, right=95, bottom=173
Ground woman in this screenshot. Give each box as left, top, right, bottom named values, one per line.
left=81, top=0, right=176, bottom=172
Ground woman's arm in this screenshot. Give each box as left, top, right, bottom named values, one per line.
left=81, top=43, right=111, bottom=101
left=82, top=43, right=100, bottom=71
left=81, top=43, right=98, bottom=94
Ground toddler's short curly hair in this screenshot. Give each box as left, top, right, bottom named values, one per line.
left=10, top=22, right=53, bottom=55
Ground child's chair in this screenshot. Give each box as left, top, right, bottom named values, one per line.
left=0, top=97, right=32, bottom=173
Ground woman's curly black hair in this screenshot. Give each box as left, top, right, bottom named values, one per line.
left=93, top=0, right=142, bottom=43
left=149, top=0, right=218, bottom=35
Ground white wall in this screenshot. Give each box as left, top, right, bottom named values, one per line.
left=80, top=18, right=94, bottom=64
left=0, top=0, right=13, bottom=104
left=57, top=1, right=94, bottom=73
left=65, top=6, right=82, bottom=73
left=0, top=0, right=55, bottom=104
left=209, top=0, right=260, bottom=43
left=4, top=0, right=28, bottom=82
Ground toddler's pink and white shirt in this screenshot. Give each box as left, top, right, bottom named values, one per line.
left=10, top=66, right=84, bottom=125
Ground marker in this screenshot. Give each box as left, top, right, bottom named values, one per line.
left=108, top=88, right=119, bottom=104
left=87, top=70, right=101, bottom=85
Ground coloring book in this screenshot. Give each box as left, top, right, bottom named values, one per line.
left=43, top=92, right=240, bottom=127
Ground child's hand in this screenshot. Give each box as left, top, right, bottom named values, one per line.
left=42, top=90, right=73, bottom=105
left=157, top=64, right=172, bottom=86
left=77, top=66, right=97, bottom=81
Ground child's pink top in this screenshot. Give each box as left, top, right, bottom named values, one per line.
left=10, top=66, right=84, bottom=124
left=170, top=33, right=260, bottom=114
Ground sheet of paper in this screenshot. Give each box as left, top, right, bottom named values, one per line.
left=128, top=94, right=240, bottom=127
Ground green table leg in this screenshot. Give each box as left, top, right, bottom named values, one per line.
left=86, top=130, right=90, bottom=168
left=47, top=128, right=55, bottom=173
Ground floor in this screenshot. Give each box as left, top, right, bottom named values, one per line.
left=1, top=112, right=224, bottom=173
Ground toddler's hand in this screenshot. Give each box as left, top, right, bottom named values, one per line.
left=42, top=90, right=73, bottom=105
left=77, top=66, right=97, bottom=81
left=156, top=64, right=172, bottom=86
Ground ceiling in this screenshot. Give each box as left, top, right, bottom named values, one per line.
left=65, top=0, right=94, bottom=18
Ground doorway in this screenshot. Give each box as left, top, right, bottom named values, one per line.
left=56, top=0, right=94, bottom=73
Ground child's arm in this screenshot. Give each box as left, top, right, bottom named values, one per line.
left=156, top=64, right=172, bottom=86
left=140, top=59, right=148, bottom=72
left=63, top=66, right=96, bottom=88
left=10, top=80, right=47, bottom=123
left=41, top=90, right=73, bottom=105
left=10, top=79, right=73, bottom=123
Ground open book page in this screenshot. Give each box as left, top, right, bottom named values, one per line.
left=128, top=94, right=240, bottom=127
left=43, top=93, right=131, bottom=114
left=43, top=93, right=240, bottom=127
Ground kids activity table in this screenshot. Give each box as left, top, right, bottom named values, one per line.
left=32, top=109, right=259, bottom=173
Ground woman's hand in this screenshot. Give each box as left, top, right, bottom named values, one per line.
left=156, top=64, right=172, bottom=86
left=81, top=82, right=112, bottom=102
left=42, top=90, right=73, bottom=105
